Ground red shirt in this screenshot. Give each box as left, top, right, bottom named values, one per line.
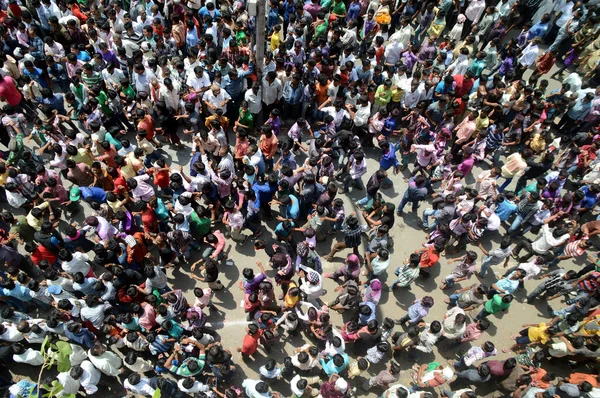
left=241, top=331, right=262, bottom=355
left=138, top=115, right=156, bottom=139
left=453, top=75, right=474, bottom=98
left=141, top=207, right=157, bottom=233
left=31, top=245, right=57, bottom=265
left=70, top=4, right=88, bottom=22
left=0, top=76, right=22, bottom=106
left=420, top=246, right=439, bottom=268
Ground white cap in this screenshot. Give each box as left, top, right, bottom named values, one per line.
left=335, top=378, right=348, bottom=393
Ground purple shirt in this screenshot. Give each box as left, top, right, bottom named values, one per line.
left=101, top=50, right=119, bottom=67
left=243, top=273, right=266, bottom=294
left=458, top=156, right=475, bottom=176
left=408, top=300, right=430, bottom=323
left=402, top=51, right=418, bottom=70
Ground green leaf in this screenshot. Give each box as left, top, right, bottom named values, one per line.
left=55, top=342, right=73, bottom=372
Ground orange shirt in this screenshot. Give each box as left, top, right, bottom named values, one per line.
left=420, top=246, right=439, bottom=268
left=260, top=134, right=278, bottom=158
left=138, top=115, right=156, bottom=140
left=568, top=372, right=598, bottom=387
left=315, top=81, right=329, bottom=105
left=531, top=368, right=553, bottom=389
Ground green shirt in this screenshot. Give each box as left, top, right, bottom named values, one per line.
left=517, top=182, right=539, bottom=197
left=236, top=31, right=248, bottom=45
left=332, top=0, right=346, bottom=15
left=170, top=354, right=206, bottom=376
left=374, top=86, right=392, bottom=106
left=468, top=59, right=487, bottom=77
left=96, top=91, right=113, bottom=117
left=484, top=294, right=510, bottom=314
left=238, top=110, right=254, bottom=131
left=189, top=211, right=211, bottom=238
left=82, top=72, right=103, bottom=87
left=122, top=85, right=136, bottom=99
left=320, top=0, right=332, bottom=9
left=315, top=21, right=328, bottom=38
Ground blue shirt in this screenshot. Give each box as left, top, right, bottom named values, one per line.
left=64, top=327, right=96, bottom=348
left=495, top=272, right=520, bottom=294
left=186, top=27, right=199, bottom=48
left=285, top=195, right=300, bottom=220
left=495, top=200, right=517, bottom=221
left=347, top=2, right=361, bottom=21
left=275, top=221, right=296, bottom=237
left=568, top=99, right=592, bottom=121
left=580, top=186, right=599, bottom=209
left=379, top=142, right=400, bottom=170
left=37, top=94, right=66, bottom=115
left=80, top=187, right=107, bottom=202
left=24, top=67, right=47, bottom=88
left=267, top=8, right=280, bottom=31
left=358, top=301, right=377, bottom=325
left=3, top=283, right=33, bottom=301
left=407, top=301, right=429, bottom=323
left=319, top=353, right=349, bottom=375
left=528, top=21, right=549, bottom=40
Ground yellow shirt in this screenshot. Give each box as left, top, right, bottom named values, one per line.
left=26, top=202, right=49, bottom=231
left=528, top=322, right=550, bottom=344
left=347, top=360, right=369, bottom=379
left=0, top=170, right=8, bottom=186
left=391, top=87, right=404, bottom=102
left=529, top=133, right=546, bottom=153
left=475, top=116, right=489, bottom=131
left=270, top=33, right=280, bottom=50
left=70, top=148, right=94, bottom=166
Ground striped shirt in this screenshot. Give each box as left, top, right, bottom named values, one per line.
left=82, top=71, right=103, bottom=87
left=394, top=264, right=421, bottom=287
left=563, top=239, right=587, bottom=258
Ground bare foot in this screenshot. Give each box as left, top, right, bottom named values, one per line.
left=444, top=299, right=450, bottom=304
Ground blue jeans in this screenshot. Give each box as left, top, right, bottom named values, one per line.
left=508, top=214, right=524, bottom=234
left=449, top=292, right=460, bottom=306
left=444, top=275, right=456, bottom=288
left=398, top=192, right=419, bottom=214
left=498, top=177, right=513, bottom=193
left=357, top=194, right=373, bottom=207
left=480, top=256, right=493, bottom=277
left=422, top=209, right=439, bottom=229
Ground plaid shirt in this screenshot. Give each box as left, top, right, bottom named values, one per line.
left=394, top=264, right=421, bottom=287
left=29, top=36, right=45, bottom=60
left=222, top=46, right=250, bottom=66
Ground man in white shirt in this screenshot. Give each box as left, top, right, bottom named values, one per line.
left=102, top=63, right=125, bottom=90
left=124, top=374, right=156, bottom=397
left=245, top=81, right=263, bottom=125
left=384, top=38, right=403, bottom=66
left=517, top=38, right=540, bottom=77
left=0, top=322, right=24, bottom=342
left=132, top=63, right=155, bottom=94
left=261, top=71, right=283, bottom=115
left=78, top=361, right=102, bottom=395
left=60, top=251, right=92, bottom=276
left=88, top=344, right=122, bottom=377
left=186, top=66, right=211, bottom=94
left=202, top=84, right=232, bottom=115
left=57, top=369, right=82, bottom=395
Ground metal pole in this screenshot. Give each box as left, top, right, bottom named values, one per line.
left=255, top=0, right=266, bottom=78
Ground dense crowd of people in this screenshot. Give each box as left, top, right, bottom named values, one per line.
left=1, top=0, right=600, bottom=397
